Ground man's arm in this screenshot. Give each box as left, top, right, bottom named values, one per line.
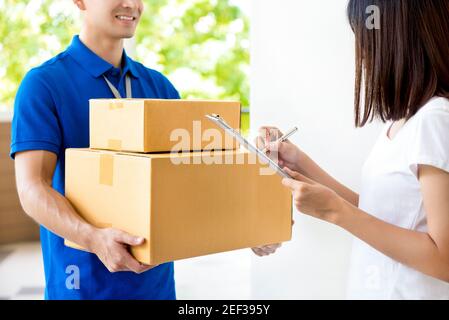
left=14, top=150, right=156, bottom=273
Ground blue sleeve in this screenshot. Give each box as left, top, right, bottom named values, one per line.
left=165, top=77, right=181, bottom=99
left=10, top=68, right=62, bottom=159
left=148, top=69, right=181, bottom=99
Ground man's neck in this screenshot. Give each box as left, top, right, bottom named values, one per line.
left=79, top=29, right=124, bottom=68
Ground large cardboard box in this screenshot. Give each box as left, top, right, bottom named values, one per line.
left=89, top=99, right=241, bottom=153
left=65, top=148, right=292, bottom=265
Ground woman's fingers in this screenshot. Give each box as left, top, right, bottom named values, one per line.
left=282, top=178, right=301, bottom=191
left=283, top=167, right=316, bottom=185
left=266, top=141, right=282, bottom=153
left=258, top=127, right=284, bottom=143
left=255, top=136, right=266, bottom=150
left=259, top=126, right=283, bottom=136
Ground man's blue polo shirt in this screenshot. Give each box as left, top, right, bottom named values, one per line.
left=10, top=35, right=179, bottom=300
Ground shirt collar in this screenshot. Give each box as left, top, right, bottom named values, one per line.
left=67, top=35, right=140, bottom=79
left=122, top=52, right=140, bottom=79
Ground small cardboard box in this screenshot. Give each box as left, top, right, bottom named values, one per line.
left=89, top=99, right=241, bottom=153
left=65, top=148, right=292, bottom=265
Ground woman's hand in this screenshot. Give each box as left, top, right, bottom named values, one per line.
left=256, top=126, right=360, bottom=207
left=281, top=167, right=345, bottom=225
left=256, top=126, right=303, bottom=172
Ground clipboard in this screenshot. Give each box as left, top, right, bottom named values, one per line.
left=205, top=114, right=292, bottom=179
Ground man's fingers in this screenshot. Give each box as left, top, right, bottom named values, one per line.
left=262, top=246, right=277, bottom=254
left=251, top=247, right=267, bottom=257
left=122, top=250, right=148, bottom=274
left=132, top=262, right=158, bottom=274
left=265, top=243, right=282, bottom=250
left=252, top=243, right=282, bottom=257
left=140, top=264, right=159, bottom=273
left=114, top=230, right=145, bottom=246
left=253, top=247, right=271, bottom=256
left=109, top=245, right=156, bottom=274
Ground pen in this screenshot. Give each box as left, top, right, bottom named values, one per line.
left=206, top=114, right=293, bottom=178
left=262, top=126, right=298, bottom=153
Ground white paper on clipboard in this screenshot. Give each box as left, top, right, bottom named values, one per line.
left=205, top=114, right=292, bottom=179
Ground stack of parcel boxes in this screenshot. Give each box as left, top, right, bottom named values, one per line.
left=65, top=99, right=292, bottom=265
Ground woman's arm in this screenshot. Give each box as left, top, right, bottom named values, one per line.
left=257, top=126, right=359, bottom=206
left=282, top=165, right=449, bottom=283
left=299, top=152, right=359, bottom=207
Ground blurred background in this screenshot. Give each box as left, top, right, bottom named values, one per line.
left=250, top=0, right=382, bottom=299
left=0, top=0, right=250, bottom=128
left=0, top=0, right=383, bottom=299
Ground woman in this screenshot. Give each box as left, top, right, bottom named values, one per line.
left=257, top=0, right=449, bottom=299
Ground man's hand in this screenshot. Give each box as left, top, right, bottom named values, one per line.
left=88, top=228, right=158, bottom=274
left=251, top=243, right=282, bottom=257
left=251, top=220, right=294, bottom=257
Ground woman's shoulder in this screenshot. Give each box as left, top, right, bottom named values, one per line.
left=416, top=97, right=449, bottom=116
left=405, top=97, right=449, bottom=177
left=406, top=97, right=449, bottom=131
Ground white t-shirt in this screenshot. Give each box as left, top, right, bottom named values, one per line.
left=346, top=97, right=449, bottom=300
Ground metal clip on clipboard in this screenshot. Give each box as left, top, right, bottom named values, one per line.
left=205, top=114, right=292, bottom=179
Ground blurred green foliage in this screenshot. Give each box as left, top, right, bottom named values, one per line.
left=0, top=0, right=250, bottom=130
left=0, top=0, right=79, bottom=110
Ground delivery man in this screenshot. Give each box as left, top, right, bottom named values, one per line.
left=11, top=0, right=278, bottom=300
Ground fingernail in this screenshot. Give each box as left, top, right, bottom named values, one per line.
left=136, top=237, right=144, bottom=244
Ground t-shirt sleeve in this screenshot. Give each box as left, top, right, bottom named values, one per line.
left=163, top=74, right=181, bottom=99
left=147, top=68, right=181, bottom=99
left=170, top=83, right=181, bottom=99
left=408, top=106, right=449, bottom=177
left=10, top=68, right=62, bottom=159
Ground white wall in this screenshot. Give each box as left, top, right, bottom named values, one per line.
left=249, top=0, right=383, bottom=299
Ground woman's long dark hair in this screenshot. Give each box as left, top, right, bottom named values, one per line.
left=347, top=0, right=449, bottom=127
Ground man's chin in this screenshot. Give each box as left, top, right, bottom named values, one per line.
left=122, top=34, right=135, bottom=39
left=111, top=32, right=136, bottom=40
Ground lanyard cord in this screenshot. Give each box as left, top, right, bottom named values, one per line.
left=103, top=74, right=132, bottom=99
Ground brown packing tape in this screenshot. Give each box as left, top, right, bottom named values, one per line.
left=109, top=101, right=124, bottom=110
left=107, top=139, right=122, bottom=150
left=65, top=150, right=131, bottom=253
left=99, top=154, right=114, bottom=186
left=106, top=101, right=123, bottom=150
